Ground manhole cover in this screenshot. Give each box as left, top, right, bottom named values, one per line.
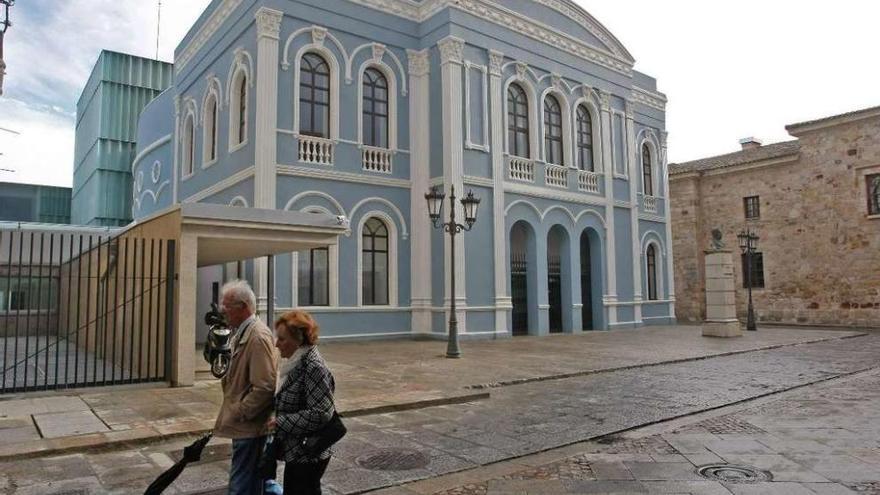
left=356, top=448, right=429, bottom=471
left=697, top=464, right=772, bottom=483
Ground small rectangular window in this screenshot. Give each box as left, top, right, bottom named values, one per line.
left=743, top=196, right=760, bottom=220
left=741, top=252, right=765, bottom=289
left=867, top=174, right=880, bottom=215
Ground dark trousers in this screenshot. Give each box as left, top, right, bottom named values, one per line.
left=283, top=458, right=331, bottom=495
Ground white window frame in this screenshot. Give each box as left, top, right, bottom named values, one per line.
left=181, top=105, right=196, bottom=181
left=502, top=76, right=539, bottom=160
left=539, top=88, right=572, bottom=167
left=464, top=61, right=489, bottom=152
left=641, top=235, right=666, bottom=300
left=571, top=97, right=602, bottom=173
left=290, top=206, right=339, bottom=308
left=357, top=61, right=398, bottom=151
left=201, top=81, right=221, bottom=168
left=226, top=50, right=253, bottom=154
left=611, top=110, right=628, bottom=179
left=356, top=211, right=398, bottom=307
left=293, top=46, right=340, bottom=140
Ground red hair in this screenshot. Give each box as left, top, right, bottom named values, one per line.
left=275, top=310, right=320, bottom=345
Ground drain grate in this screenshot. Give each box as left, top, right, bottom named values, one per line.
left=697, top=464, right=772, bottom=483
left=356, top=448, right=429, bottom=471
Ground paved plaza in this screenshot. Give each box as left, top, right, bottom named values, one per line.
left=0, top=326, right=877, bottom=494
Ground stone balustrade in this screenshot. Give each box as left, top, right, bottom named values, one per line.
left=545, top=164, right=568, bottom=188
left=578, top=170, right=601, bottom=193
left=508, top=156, right=534, bottom=183
left=362, top=145, right=393, bottom=174
left=298, top=135, right=334, bottom=166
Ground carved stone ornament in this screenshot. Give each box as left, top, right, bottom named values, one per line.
left=173, top=95, right=181, bottom=116
left=625, top=100, right=634, bottom=120
left=255, top=7, right=282, bottom=39
left=151, top=160, right=162, bottom=183
left=372, top=43, right=386, bottom=62
left=709, top=229, right=725, bottom=251
left=551, top=74, right=563, bottom=92
left=437, top=36, right=464, bottom=65
left=515, top=62, right=528, bottom=80
left=581, top=85, right=592, bottom=101
left=311, top=26, right=327, bottom=46
left=407, top=49, right=430, bottom=77
left=598, top=90, right=611, bottom=111
left=488, top=49, right=504, bottom=76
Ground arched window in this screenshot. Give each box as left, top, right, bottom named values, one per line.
left=507, top=83, right=530, bottom=158
left=362, top=217, right=389, bottom=305
left=642, top=143, right=654, bottom=196
left=299, top=53, right=330, bottom=138
left=646, top=244, right=658, bottom=300
left=576, top=105, right=594, bottom=171
left=297, top=247, right=329, bottom=306
left=182, top=114, right=195, bottom=176
left=230, top=71, right=247, bottom=147
left=362, top=68, right=389, bottom=148
left=204, top=94, right=218, bottom=163
left=543, top=95, right=563, bottom=165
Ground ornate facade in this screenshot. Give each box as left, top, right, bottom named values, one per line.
left=131, top=0, right=673, bottom=340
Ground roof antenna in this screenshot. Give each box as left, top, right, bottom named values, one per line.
left=155, top=0, right=161, bottom=59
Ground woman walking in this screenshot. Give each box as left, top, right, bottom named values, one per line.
left=268, top=310, right=337, bottom=494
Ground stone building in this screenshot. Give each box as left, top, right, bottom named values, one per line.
left=670, top=106, right=880, bottom=328
left=128, top=0, right=675, bottom=340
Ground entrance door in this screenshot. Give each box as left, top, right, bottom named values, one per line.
left=580, top=233, right=593, bottom=330
left=548, top=254, right=562, bottom=333
left=510, top=253, right=528, bottom=336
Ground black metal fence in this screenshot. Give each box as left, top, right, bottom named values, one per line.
left=0, top=228, right=175, bottom=393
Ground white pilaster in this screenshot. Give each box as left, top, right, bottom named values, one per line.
left=253, top=7, right=282, bottom=310
left=489, top=49, right=510, bottom=333
left=173, top=96, right=181, bottom=204
left=625, top=101, right=642, bottom=324
left=661, top=131, right=676, bottom=318
left=407, top=49, right=432, bottom=334
left=438, top=36, right=467, bottom=332
left=599, top=91, right=618, bottom=326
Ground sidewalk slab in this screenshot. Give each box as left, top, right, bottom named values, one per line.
left=0, top=325, right=865, bottom=461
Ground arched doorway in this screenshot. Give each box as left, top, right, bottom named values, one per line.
left=580, top=231, right=593, bottom=330
left=509, top=221, right=535, bottom=336
left=547, top=226, right=568, bottom=333
left=579, top=228, right=603, bottom=330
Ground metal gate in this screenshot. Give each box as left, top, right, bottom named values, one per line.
left=580, top=234, right=593, bottom=330
left=510, top=252, right=528, bottom=336
left=548, top=254, right=562, bottom=333
left=1, top=229, right=175, bottom=393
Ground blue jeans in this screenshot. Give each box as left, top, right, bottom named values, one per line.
left=229, top=435, right=266, bottom=495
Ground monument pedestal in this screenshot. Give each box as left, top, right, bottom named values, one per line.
left=702, top=249, right=742, bottom=338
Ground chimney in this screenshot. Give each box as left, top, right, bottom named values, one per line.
left=739, top=137, right=762, bottom=150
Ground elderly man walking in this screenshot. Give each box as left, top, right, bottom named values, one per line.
left=214, top=279, right=278, bottom=494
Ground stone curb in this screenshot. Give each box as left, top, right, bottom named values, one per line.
left=464, top=332, right=868, bottom=389
left=0, top=391, right=491, bottom=462
left=359, top=363, right=880, bottom=495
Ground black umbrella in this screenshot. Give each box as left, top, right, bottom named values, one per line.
left=144, top=432, right=213, bottom=495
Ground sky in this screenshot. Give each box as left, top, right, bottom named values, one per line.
left=0, top=0, right=878, bottom=188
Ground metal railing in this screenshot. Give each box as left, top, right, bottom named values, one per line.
left=1, top=229, right=175, bottom=393
left=362, top=146, right=393, bottom=174
left=298, top=135, right=334, bottom=166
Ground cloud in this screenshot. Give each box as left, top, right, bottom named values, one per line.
left=0, top=98, right=74, bottom=187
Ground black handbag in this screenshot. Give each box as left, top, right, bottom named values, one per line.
left=258, top=433, right=281, bottom=479
left=301, top=411, right=347, bottom=456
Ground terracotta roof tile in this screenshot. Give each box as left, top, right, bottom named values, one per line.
left=669, top=140, right=800, bottom=175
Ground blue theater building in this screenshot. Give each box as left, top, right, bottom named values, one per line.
left=130, top=0, right=675, bottom=341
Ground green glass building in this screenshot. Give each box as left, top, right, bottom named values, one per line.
left=72, top=50, right=172, bottom=226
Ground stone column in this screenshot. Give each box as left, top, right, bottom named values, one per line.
left=625, top=100, right=643, bottom=324
left=172, top=96, right=181, bottom=204
left=488, top=49, right=511, bottom=334
left=598, top=91, right=618, bottom=327
left=702, top=249, right=741, bottom=337
left=438, top=36, right=467, bottom=332
left=407, top=48, right=432, bottom=334
left=172, top=231, right=198, bottom=386
left=252, top=7, right=282, bottom=314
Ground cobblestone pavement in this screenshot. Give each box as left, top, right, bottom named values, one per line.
left=0, top=333, right=878, bottom=494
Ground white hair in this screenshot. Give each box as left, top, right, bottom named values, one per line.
left=221, top=279, right=256, bottom=314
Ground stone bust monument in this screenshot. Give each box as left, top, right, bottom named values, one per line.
left=709, top=229, right=725, bottom=250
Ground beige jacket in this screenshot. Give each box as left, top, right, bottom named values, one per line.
left=214, top=317, right=278, bottom=439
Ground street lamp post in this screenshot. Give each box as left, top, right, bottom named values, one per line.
left=425, top=185, right=481, bottom=358
left=0, top=1, right=15, bottom=96
left=737, top=229, right=759, bottom=331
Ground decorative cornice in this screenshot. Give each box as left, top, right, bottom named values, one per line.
left=184, top=166, right=255, bottom=203
left=598, top=90, right=611, bottom=112
left=529, top=0, right=632, bottom=61
left=624, top=100, right=634, bottom=120
left=406, top=49, right=430, bottom=77
left=437, top=36, right=465, bottom=65
left=255, top=7, right=283, bottom=39
left=488, top=49, right=504, bottom=76
left=631, top=86, right=667, bottom=112
left=463, top=175, right=495, bottom=188
left=176, top=0, right=243, bottom=75
left=277, top=165, right=411, bottom=189
left=503, top=182, right=608, bottom=208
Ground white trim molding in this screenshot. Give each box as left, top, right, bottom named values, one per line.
left=356, top=210, right=400, bottom=307
left=184, top=166, right=255, bottom=203
left=176, top=0, right=243, bottom=74
left=356, top=59, right=400, bottom=151
left=631, top=86, right=667, bottom=112
left=227, top=49, right=253, bottom=153
left=348, top=197, right=409, bottom=240
left=464, top=61, right=489, bottom=152
left=288, top=34, right=342, bottom=142
left=277, top=164, right=411, bottom=189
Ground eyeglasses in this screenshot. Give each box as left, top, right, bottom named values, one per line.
left=220, top=302, right=245, bottom=312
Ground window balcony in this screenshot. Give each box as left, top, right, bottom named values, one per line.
left=577, top=170, right=601, bottom=194
left=298, top=135, right=334, bottom=166
left=643, top=194, right=658, bottom=214
left=362, top=145, right=393, bottom=174
left=508, top=155, right=534, bottom=183
left=545, top=163, right=568, bottom=189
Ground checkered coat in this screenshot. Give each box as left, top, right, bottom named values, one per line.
left=275, top=346, right=336, bottom=463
